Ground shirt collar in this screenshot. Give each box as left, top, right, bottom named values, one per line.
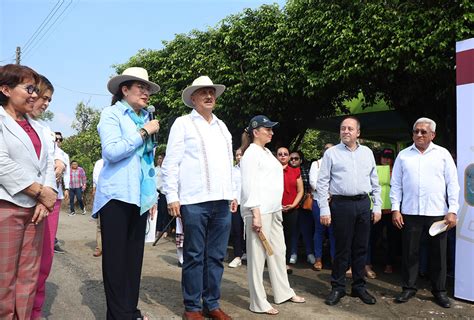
left=116, top=100, right=149, bottom=117
left=338, top=141, right=360, bottom=151
left=190, top=109, right=217, bottom=124
left=410, top=142, right=437, bottom=153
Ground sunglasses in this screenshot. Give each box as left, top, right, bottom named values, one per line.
left=56, top=137, right=63, bottom=142
left=289, top=157, right=300, bottom=161
left=413, top=129, right=429, bottom=135
left=22, top=84, right=40, bottom=95
left=277, top=153, right=289, bottom=156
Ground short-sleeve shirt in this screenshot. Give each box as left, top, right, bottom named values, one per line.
left=282, top=166, right=301, bottom=206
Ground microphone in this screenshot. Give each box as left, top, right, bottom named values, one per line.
left=147, top=106, right=159, bottom=145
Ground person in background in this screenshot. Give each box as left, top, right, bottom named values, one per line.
left=391, top=117, right=459, bottom=308
left=317, top=116, right=381, bottom=306
left=0, top=64, right=57, bottom=319
left=240, top=115, right=305, bottom=315
left=68, top=160, right=87, bottom=216
left=289, top=150, right=315, bottom=266
left=161, top=76, right=236, bottom=320
left=155, top=152, right=170, bottom=239
left=92, top=158, right=104, bottom=257
left=277, top=147, right=303, bottom=273
left=309, top=143, right=335, bottom=271
left=53, top=132, right=69, bottom=255
left=28, top=76, right=70, bottom=319
left=93, top=67, right=160, bottom=320
left=229, top=148, right=246, bottom=268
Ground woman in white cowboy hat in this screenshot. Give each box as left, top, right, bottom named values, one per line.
left=161, top=75, right=236, bottom=320
left=92, top=67, right=160, bottom=320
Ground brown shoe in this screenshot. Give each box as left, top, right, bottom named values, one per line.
left=93, top=248, right=102, bottom=257
left=313, top=258, right=322, bottom=271
left=182, top=311, right=204, bottom=320
left=203, top=308, right=232, bottom=320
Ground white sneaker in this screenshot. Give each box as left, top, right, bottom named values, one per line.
left=81, top=209, right=87, bottom=215
left=229, top=257, right=242, bottom=268
left=289, top=254, right=297, bottom=264
left=241, top=253, right=247, bottom=261
left=307, top=254, right=316, bottom=265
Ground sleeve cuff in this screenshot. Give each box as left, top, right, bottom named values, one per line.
left=320, top=207, right=330, bottom=217
left=391, top=203, right=400, bottom=211
left=165, top=193, right=179, bottom=204
left=372, top=206, right=381, bottom=214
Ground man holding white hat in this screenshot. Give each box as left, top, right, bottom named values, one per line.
left=391, top=117, right=459, bottom=308
left=162, top=76, right=236, bottom=320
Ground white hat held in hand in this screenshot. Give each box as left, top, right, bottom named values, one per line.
left=182, top=76, right=225, bottom=108
left=107, top=67, right=160, bottom=95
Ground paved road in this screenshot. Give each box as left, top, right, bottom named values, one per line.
left=42, top=209, right=474, bottom=319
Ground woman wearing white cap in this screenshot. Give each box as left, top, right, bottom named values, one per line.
left=240, top=115, right=305, bottom=315
left=92, top=67, right=160, bottom=320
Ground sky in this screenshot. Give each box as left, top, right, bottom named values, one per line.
left=1, top=0, right=285, bottom=136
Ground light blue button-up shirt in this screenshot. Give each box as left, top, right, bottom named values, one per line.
left=316, top=142, right=382, bottom=216
left=92, top=101, right=154, bottom=216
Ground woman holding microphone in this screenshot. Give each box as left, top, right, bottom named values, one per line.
left=93, top=67, right=160, bottom=320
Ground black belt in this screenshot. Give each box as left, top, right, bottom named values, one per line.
left=332, top=194, right=368, bottom=201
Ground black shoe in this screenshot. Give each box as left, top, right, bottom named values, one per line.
left=351, top=289, right=376, bottom=305
left=395, top=290, right=416, bottom=303
left=325, top=289, right=346, bottom=306
left=433, top=292, right=451, bottom=308
left=54, top=244, right=65, bottom=254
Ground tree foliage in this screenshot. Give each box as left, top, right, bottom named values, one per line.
left=62, top=102, right=102, bottom=186
left=36, top=110, right=54, bottom=122
left=114, top=0, right=473, bottom=152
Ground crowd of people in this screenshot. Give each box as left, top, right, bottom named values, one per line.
left=0, top=64, right=460, bottom=320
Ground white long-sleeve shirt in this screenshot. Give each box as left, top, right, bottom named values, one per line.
left=390, top=142, right=460, bottom=216
left=161, top=109, right=234, bottom=205
left=232, top=164, right=241, bottom=204
left=240, top=143, right=283, bottom=218
left=309, top=159, right=322, bottom=200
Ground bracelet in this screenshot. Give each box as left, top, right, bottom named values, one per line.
left=35, top=184, right=43, bottom=200
left=139, top=128, right=150, bottom=141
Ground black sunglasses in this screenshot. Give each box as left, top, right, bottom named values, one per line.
left=56, top=137, right=63, bottom=142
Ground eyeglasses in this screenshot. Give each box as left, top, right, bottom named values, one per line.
left=55, top=137, right=63, bottom=142
left=289, top=157, right=300, bottom=161
left=134, top=83, right=150, bottom=94
left=277, top=153, right=289, bottom=156
left=21, top=84, right=40, bottom=95
left=413, top=129, right=429, bottom=135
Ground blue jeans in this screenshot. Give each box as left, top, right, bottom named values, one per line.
left=312, top=200, right=335, bottom=259
left=69, top=187, right=84, bottom=213
left=181, top=200, right=231, bottom=312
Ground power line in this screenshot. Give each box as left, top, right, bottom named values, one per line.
left=55, top=84, right=110, bottom=97
left=23, top=0, right=74, bottom=59
left=22, top=0, right=64, bottom=53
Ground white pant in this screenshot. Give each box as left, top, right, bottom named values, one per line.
left=245, top=211, right=295, bottom=312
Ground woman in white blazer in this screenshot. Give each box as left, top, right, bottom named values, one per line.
left=240, top=115, right=305, bottom=315
left=0, top=64, right=57, bottom=320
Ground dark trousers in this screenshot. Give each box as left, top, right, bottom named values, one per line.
left=282, top=208, right=298, bottom=262
left=69, top=187, right=84, bottom=212
left=157, top=191, right=170, bottom=232
left=99, top=200, right=147, bottom=320
left=230, top=206, right=245, bottom=258
left=401, top=215, right=447, bottom=294
left=297, top=208, right=315, bottom=255
left=330, top=197, right=371, bottom=292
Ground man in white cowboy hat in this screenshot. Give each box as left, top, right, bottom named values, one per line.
left=162, top=76, right=236, bottom=320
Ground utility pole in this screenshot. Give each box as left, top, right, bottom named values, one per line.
left=15, top=47, right=21, bottom=65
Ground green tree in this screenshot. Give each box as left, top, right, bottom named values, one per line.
left=36, top=110, right=54, bottom=122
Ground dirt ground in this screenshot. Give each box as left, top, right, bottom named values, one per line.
left=42, top=208, right=474, bottom=319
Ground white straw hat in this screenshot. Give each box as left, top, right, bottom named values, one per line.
left=107, top=67, right=160, bottom=95
left=181, top=76, right=225, bottom=108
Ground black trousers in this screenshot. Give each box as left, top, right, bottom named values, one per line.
left=157, top=191, right=170, bottom=232
left=330, top=196, right=371, bottom=292
left=282, top=208, right=298, bottom=262
left=401, top=215, right=447, bottom=294
left=100, top=200, right=148, bottom=320
left=230, top=206, right=245, bottom=258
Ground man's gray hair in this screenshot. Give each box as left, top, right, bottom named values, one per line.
left=413, top=117, right=436, bottom=132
